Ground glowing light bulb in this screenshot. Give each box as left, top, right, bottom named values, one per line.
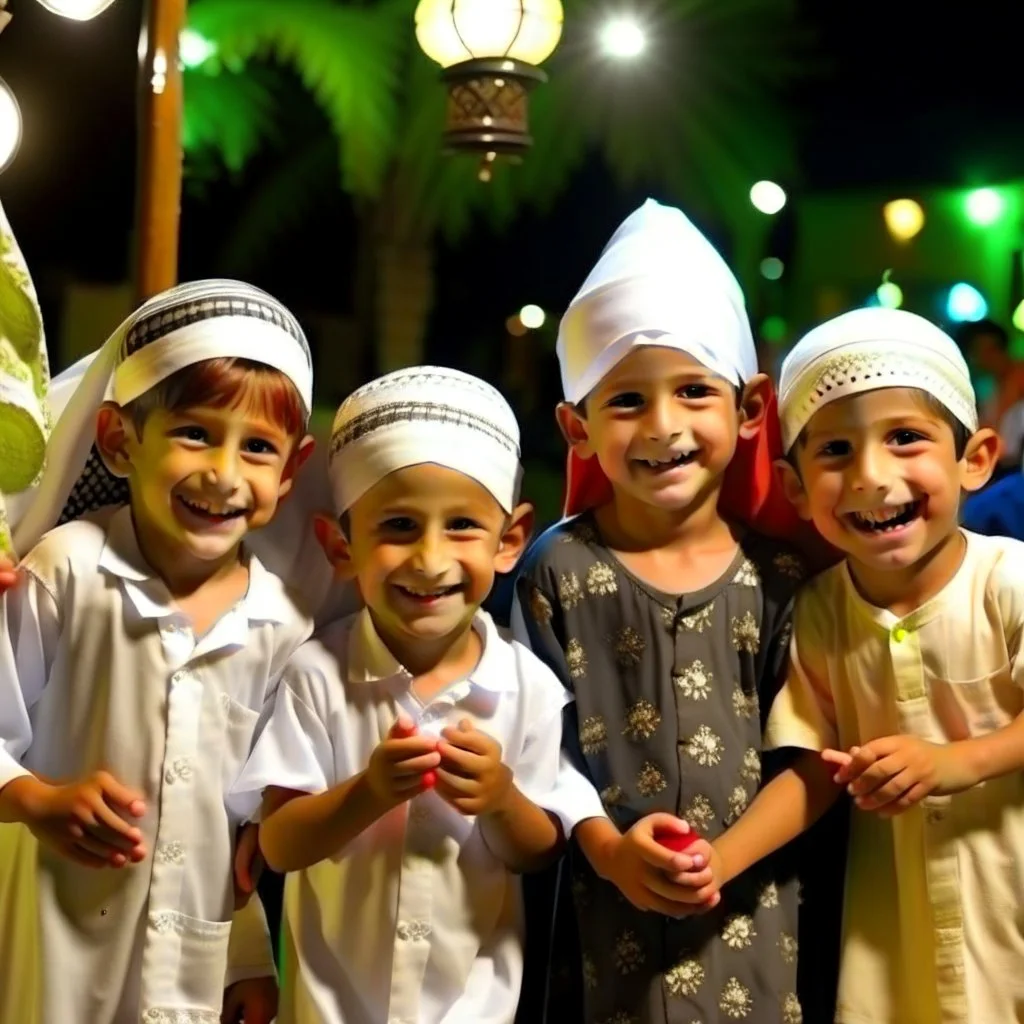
left=598, top=16, right=646, bottom=58
left=519, top=304, right=546, bottom=329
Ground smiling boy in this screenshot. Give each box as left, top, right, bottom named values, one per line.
left=702, top=308, right=1024, bottom=1024
left=0, top=280, right=316, bottom=1024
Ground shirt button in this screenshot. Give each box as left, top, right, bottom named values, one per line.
left=892, top=627, right=908, bottom=643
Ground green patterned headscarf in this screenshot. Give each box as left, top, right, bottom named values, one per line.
left=0, top=202, right=48, bottom=555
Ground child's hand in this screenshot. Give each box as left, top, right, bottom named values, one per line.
left=221, top=975, right=278, bottom=1024
left=0, top=556, right=18, bottom=594
left=604, top=813, right=718, bottom=917
left=825, top=736, right=975, bottom=815
left=436, top=718, right=512, bottom=816
left=365, top=715, right=441, bottom=808
left=12, top=771, right=147, bottom=867
left=665, top=837, right=723, bottom=909
left=233, top=822, right=264, bottom=910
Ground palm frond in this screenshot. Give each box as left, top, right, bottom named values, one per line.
left=182, top=65, right=280, bottom=171
left=215, top=135, right=340, bottom=274
left=188, top=0, right=411, bottom=196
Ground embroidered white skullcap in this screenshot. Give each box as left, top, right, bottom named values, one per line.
left=557, top=198, right=757, bottom=403
left=329, top=366, right=522, bottom=514
left=778, top=307, right=977, bottom=452
left=13, top=279, right=313, bottom=555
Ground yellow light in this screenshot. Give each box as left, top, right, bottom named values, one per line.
left=34, top=0, right=117, bottom=19
left=520, top=304, right=546, bottom=329
left=883, top=199, right=924, bottom=242
left=506, top=315, right=528, bottom=337
left=0, top=79, right=22, bottom=174
left=415, top=0, right=563, bottom=69
left=1013, top=299, right=1024, bottom=334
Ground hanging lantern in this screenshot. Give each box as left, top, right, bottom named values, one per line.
left=414, top=0, right=563, bottom=174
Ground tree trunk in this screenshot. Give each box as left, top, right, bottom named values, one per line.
left=363, top=176, right=435, bottom=374
left=372, top=232, right=434, bottom=372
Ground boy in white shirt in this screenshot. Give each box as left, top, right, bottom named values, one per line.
left=0, top=280, right=316, bottom=1024
left=235, top=366, right=601, bottom=1024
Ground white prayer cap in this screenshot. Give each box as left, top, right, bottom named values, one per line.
left=778, top=307, right=977, bottom=452
left=13, top=279, right=314, bottom=555
left=556, top=198, right=758, bottom=404
left=329, top=366, right=522, bottom=515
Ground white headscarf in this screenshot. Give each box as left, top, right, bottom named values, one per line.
left=329, top=366, right=522, bottom=515
left=556, top=198, right=757, bottom=403
left=778, top=307, right=978, bottom=452
left=13, top=279, right=314, bottom=556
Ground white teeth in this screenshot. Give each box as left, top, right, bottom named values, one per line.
left=181, top=497, right=244, bottom=517
left=854, top=504, right=911, bottom=524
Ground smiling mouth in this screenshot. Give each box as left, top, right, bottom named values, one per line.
left=847, top=501, right=922, bottom=534
left=394, top=583, right=463, bottom=602
left=635, top=451, right=698, bottom=472
left=177, top=496, right=248, bottom=523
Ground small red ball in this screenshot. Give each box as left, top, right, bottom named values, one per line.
left=653, top=829, right=700, bottom=853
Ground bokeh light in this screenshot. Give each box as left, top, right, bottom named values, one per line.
left=883, top=199, right=924, bottom=242
left=598, top=16, right=646, bottom=58
left=0, top=79, right=22, bottom=174
left=946, top=282, right=988, bottom=322
left=750, top=181, right=786, bottom=215
left=964, top=188, right=1004, bottom=226
left=519, top=304, right=546, bottom=329
left=760, top=257, right=784, bottom=281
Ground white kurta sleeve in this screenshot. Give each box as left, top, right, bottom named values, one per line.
left=223, top=891, right=276, bottom=986
left=0, top=570, right=60, bottom=790
left=511, top=645, right=607, bottom=837
left=232, top=657, right=337, bottom=799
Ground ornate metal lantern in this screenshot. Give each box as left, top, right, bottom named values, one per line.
left=414, top=0, right=563, bottom=173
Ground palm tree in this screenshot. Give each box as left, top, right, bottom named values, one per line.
left=183, top=0, right=807, bottom=371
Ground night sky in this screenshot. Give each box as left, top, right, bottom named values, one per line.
left=2, top=0, right=1024, bottom=374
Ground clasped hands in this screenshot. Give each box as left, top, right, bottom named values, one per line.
left=366, top=713, right=514, bottom=817
left=823, top=735, right=976, bottom=816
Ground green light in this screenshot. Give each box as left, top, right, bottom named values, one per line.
left=759, top=257, right=784, bottom=281
left=180, top=28, right=217, bottom=69
left=876, top=281, right=903, bottom=309
left=761, top=315, right=787, bottom=345
left=965, top=188, right=1004, bottom=226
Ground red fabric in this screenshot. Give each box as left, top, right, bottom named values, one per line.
left=562, top=385, right=838, bottom=571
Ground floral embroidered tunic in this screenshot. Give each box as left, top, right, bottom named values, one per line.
left=514, top=513, right=805, bottom=1024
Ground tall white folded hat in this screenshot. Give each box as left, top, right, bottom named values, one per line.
left=778, top=307, right=977, bottom=452
left=556, top=198, right=758, bottom=404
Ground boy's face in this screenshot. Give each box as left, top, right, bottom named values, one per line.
left=324, top=464, right=531, bottom=662
left=99, top=400, right=308, bottom=567
left=783, top=387, right=994, bottom=574
left=558, top=346, right=745, bottom=514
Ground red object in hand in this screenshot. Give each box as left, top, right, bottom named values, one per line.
left=392, top=718, right=437, bottom=788
left=653, top=828, right=700, bottom=853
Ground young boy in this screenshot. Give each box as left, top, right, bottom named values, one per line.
left=0, top=280, right=316, bottom=1024
left=705, top=307, right=1024, bottom=1024
left=513, top=199, right=806, bottom=1024
left=233, top=366, right=600, bottom=1024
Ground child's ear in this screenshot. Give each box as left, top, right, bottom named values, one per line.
left=555, top=402, right=594, bottom=459
left=494, top=502, right=535, bottom=575
left=95, top=403, right=133, bottom=478
left=277, top=434, right=316, bottom=502
left=775, top=457, right=813, bottom=521
left=313, top=511, right=353, bottom=577
left=960, top=427, right=1000, bottom=493
left=738, top=373, right=771, bottom=440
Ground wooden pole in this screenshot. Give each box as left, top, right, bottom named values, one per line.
left=133, top=0, right=187, bottom=304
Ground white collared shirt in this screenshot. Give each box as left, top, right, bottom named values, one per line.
left=0, top=506, right=312, bottom=1024
left=235, top=608, right=597, bottom=1024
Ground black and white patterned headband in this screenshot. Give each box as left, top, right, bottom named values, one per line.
left=329, top=367, right=522, bottom=514
left=13, top=279, right=313, bottom=555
